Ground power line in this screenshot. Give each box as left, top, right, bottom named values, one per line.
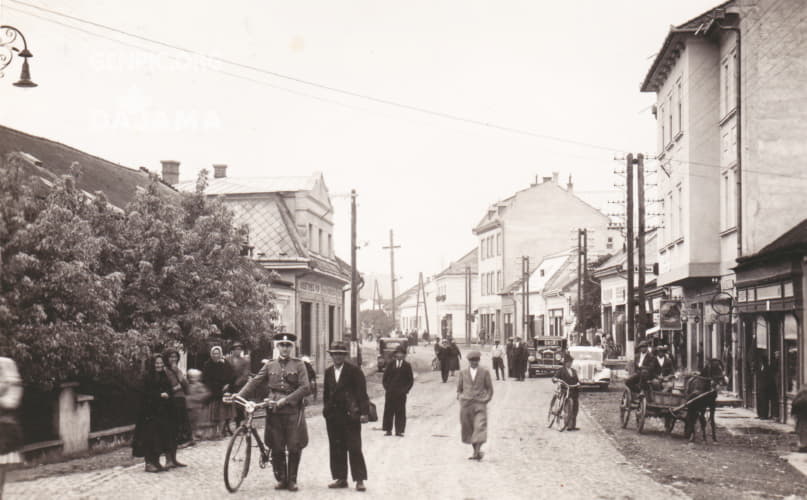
left=9, top=0, right=625, bottom=153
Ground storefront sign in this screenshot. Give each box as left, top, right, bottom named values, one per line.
left=299, top=280, right=341, bottom=298
left=659, top=300, right=683, bottom=330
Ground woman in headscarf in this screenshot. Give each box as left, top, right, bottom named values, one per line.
left=202, top=346, right=235, bottom=437
left=0, top=357, right=23, bottom=496
left=131, top=354, right=178, bottom=472
left=164, top=349, right=192, bottom=448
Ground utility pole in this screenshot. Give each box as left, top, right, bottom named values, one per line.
left=626, top=155, right=635, bottom=347
left=383, top=230, right=401, bottom=330
left=350, top=190, right=358, bottom=342
left=415, top=272, right=430, bottom=334
left=577, top=229, right=583, bottom=335
left=465, top=266, right=472, bottom=345
left=637, top=153, right=647, bottom=341
left=521, top=256, right=530, bottom=338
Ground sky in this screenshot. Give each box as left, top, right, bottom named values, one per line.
left=0, top=0, right=719, bottom=291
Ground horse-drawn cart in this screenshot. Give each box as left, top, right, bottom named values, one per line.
left=618, top=386, right=717, bottom=435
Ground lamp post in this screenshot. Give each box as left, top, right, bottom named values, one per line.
left=1, top=25, right=37, bottom=87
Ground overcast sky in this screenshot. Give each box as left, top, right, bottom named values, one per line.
left=0, top=0, right=718, bottom=290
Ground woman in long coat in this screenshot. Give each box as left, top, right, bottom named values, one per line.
left=0, top=357, right=23, bottom=497
left=202, top=346, right=235, bottom=437
left=132, top=354, right=178, bottom=472
left=164, top=349, right=192, bottom=446
left=448, top=339, right=462, bottom=375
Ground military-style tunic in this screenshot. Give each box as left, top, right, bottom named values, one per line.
left=238, top=356, right=310, bottom=453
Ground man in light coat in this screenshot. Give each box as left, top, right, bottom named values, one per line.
left=456, top=351, right=494, bottom=460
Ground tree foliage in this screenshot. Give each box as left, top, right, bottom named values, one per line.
left=0, top=157, right=274, bottom=388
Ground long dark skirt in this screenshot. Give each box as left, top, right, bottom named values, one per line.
left=132, top=412, right=176, bottom=459
left=171, top=397, right=192, bottom=445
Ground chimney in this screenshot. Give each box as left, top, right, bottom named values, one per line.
left=567, top=174, right=574, bottom=192
left=160, top=160, right=180, bottom=185
left=213, top=164, right=228, bottom=179
left=552, top=171, right=559, bottom=184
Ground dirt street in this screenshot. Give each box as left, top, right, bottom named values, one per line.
left=582, top=385, right=807, bottom=500
left=9, top=350, right=686, bottom=499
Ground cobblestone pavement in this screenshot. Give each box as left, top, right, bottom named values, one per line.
left=8, top=351, right=686, bottom=500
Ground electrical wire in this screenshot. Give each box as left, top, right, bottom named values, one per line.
left=8, top=0, right=625, bottom=154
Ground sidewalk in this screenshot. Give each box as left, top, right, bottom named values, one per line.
left=714, top=405, right=807, bottom=477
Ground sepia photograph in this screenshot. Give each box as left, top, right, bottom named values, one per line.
left=1, top=0, right=807, bottom=498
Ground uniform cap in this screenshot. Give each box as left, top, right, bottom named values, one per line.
left=274, top=333, right=297, bottom=344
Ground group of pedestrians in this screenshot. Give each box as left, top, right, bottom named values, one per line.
left=236, top=334, right=370, bottom=493
left=434, top=337, right=462, bottom=382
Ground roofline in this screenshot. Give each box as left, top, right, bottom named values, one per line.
left=640, top=0, right=735, bottom=93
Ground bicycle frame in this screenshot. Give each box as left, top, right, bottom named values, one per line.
left=225, top=395, right=272, bottom=464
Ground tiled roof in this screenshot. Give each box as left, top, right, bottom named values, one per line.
left=175, top=176, right=316, bottom=195
left=436, top=248, right=478, bottom=277
left=225, top=194, right=305, bottom=260
left=0, top=124, right=177, bottom=208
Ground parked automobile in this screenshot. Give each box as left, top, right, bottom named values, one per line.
left=376, top=337, right=407, bottom=372
left=568, top=345, right=611, bottom=390
left=528, top=336, right=567, bottom=377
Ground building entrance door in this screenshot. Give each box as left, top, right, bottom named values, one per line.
left=300, top=301, right=312, bottom=356
left=328, top=305, right=336, bottom=345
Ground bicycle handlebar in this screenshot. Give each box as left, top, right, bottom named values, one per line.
left=552, top=379, right=581, bottom=389
left=222, top=394, right=273, bottom=413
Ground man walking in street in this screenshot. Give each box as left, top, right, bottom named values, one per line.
left=323, top=341, right=370, bottom=492
left=491, top=340, right=505, bottom=381
left=506, top=338, right=515, bottom=379
left=514, top=337, right=528, bottom=381
left=436, top=339, right=451, bottom=383
left=236, top=333, right=310, bottom=492
left=457, top=351, right=493, bottom=460
left=382, top=346, right=414, bottom=437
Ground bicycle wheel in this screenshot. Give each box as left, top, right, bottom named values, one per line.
left=224, top=426, right=252, bottom=493
left=559, top=398, right=573, bottom=432
left=619, top=389, right=632, bottom=428
left=547, top=395, right=558, bottom=428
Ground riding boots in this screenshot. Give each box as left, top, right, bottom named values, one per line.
left=287, top=451, right=301, bottom=491
left=272, top=451, right=287, bottom=489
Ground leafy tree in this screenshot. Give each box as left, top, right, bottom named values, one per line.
left=0, top=155, right=135, bottom=388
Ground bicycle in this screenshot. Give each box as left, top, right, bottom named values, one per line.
left=222, top=394, right=273, bottom=493
left=547, top=379, right=580, bottom=431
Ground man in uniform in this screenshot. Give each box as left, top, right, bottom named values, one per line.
left=237, top=333, right=310, bottom=492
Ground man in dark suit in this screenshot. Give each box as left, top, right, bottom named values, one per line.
left=505, top=338, right=515, bottom=378
left=625, top=340, right=660, bottom=394
left=435, top=339, right=451, bottom=383
left=382, top=346, right=414, bottom=437
left=323, top=341, right=370, bottom=492
left=513, top=337, right=529, bottom=381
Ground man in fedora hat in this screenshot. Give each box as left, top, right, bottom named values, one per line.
left=237, top=333, right=310, bottom=492
left=323, top=341, right=370, bottom=492
left=382, top=345, right=414, bottom=437
left=457, top=350, right=493, bottom=460
left=625, top=340, right=659, bottom=395
left=553, top=353, right=581, bottom=430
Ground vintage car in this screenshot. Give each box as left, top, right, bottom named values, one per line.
left=528, top=336, right=567, bottom=377
left=376, top=337, right=407, bottom=372
left=568, top=345, right=611, bottom=390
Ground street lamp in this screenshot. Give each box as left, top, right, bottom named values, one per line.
left=1, top=25, right=37, bottom=88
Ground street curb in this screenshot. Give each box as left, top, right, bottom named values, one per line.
left=579, top=403, right=691, bottom=499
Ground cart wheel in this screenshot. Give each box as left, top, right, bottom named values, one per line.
left=547, top=395, right=558, bottom=428
left=636, top=396, right=647, bottom=434
left=664, top=415, right=675, bottom=434
left=619, top=390, right=632, bottom=428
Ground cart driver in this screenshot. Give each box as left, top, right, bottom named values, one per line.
left=625, top=340, right=660, bottom=396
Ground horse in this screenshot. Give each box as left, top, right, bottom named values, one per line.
left=684, top=359, right=727, bottom=443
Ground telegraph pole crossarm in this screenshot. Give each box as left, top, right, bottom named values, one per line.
left=383, top=230, right=401, bottom=330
